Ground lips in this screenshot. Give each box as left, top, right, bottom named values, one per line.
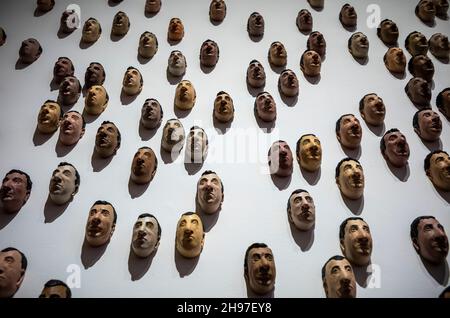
left=204, top=191, right=215, bottom=202
left=1, top=189, right=14, bottom=201
left=255, top=273, right=272, bottom=286
left=351, top=175, right=363, bottom=187
left=88, top=225, right=102, bottom=237
left=430, top=120, right=442, bottom=131
left=63, top=122, right=73, bottom=133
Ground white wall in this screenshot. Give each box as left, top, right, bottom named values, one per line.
left=0, top=0, right=449, bottom=298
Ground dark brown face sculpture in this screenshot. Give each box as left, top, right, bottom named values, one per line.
left=384, top=47, right=406, bottom=74
left=408, top=55, right=435, bottom=82
left=269, top=141, right=293, bottom=177
left=255, top=92, right=276, bottom=122
left=131, top=147, right=157, bottom=185
left=0, top=171, right=31, bottom=214
left=168, top=18, right=184, bottom=42
left=60, top=9, right=80, bottom=34
left=359, top=93, right=386, bottom=126
left=141, top=98, right=163, bottom=129
left=377, top=19, right=399, bottom=46
left=297, top=9, right=313, bottom=33
left=200, top=39, right=219, bottom=67
left=53, top=57, right=74, bottom=84
left=209, top=0, right=227, bottom=22
left=37, top=0, right=55, bottom=12
left=429, top=33, right=450, bottom=59
left=19, top=38, right=42, bottom=64
left=247, top=12, right=264, bottom=37
left=268, top=41, right=287, bottom=67
left=122, top=67, right=143, bottom=96
left=416, top=0, right=436, bottom=23
left=307, top=31, right=326, bottom=58
left=381, top=129, right=410, bottom=168
left=339, top=4, right=357, bottom=27
left=139, top=31, right=158, bottom=59
left=414, top=108, right=442, bottom=141
left=348, top=32, right=369, bottom=59
left=213, top=91, right=234, bottom=123
left=58, top=76, right=81, bottom=106
left=405, top=77, right=432, bottom=107
left=82, top=18, right=102, bottom=43
left=412, top=217, right=449, bottom=265
left=247, top=60, right=266, bottom=88
left=95, top=121, right=120, bottom=158
left=245, top=244, right=276, bottom=295
left=300, top=50, right=322, bottom=77
left=111, top=11, right=130, bottom=36
left=145, top=0, right=162, bottom=14
left=278, top=69, right=299, bottom=97
left=84, top=62, right=105, bottom=88
left=59, top=111, right=85, bottom=146
left=336, top=114, right=362, bottom=150
left=405, top=31, right=428, bottom=56
left=433, top=0, right=449, bottom=18
left=437, top=88, right=450, bottom=119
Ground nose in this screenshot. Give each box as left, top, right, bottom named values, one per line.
left=138, top=229, right=146, bottom=236
left=168, top=127, right=174, bottom=135
left=181, top=86, right=187, bottom=93
left=220, top=100, right=227, bottom=106
left=53, top=175, right=62, bottom=182
left=184, top=228, right=193, bottom=236
left=91, top=217, right=100, bottom=226
left=137, top=158, right=144, bottom=165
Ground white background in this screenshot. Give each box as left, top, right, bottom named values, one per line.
left=0, top=0, right=449, bottom=298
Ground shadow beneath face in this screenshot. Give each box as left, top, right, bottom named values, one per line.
left=249, top=34, right=263, bottom=43
left=184, top=162, right=203, bottom=175
left=110, top=32, right=126, bottom=42
left=196, top=200, right=220, bottom=232
left=421, top=138, right=442, bottom=152
left=55, top=140, right=76, bottom=158
left=210, top=19, right=223, bottom=26
left=213, top=114, right=232, bottom=135
left=386, top=161, right=410, bottom=182
left=137, top=53, right=152, bottom=65
left=304, top=74, right=321, bottom=85
left=435, top=56, right=449, bottom=64
left=245, top=281, right=274, bottom=298
left=254, top=111, right=276, bottom=134
left=160, top=145, right=182, bottom=164
left=289, top=222, right=314, bottom=251
left=353, top=262, right=371, bottom=288
left=300, top=29, right=312, bottom=36
left=342, top=145, right=361, bottom=160
left=410, top=100, right=431, bottom=110
left=91, top=149, right=114, bottom=172
left=434, top=186, right=450, bottom=204
left=381, top=41, right=398, bottom=49
left=49, top=78, right=60, bottom=91
left=166, top=68, right=183, bottom=85
left=15, top=59, right=32, bottom=70
left=57, top=28, right=72, bottom=39
left=81, top=239, right=108, bottom=269
left=82, top=110, right=101, bottom=124
left=174, top=249, right=200, bottom=277
left=128, top=177, right=150, bottom=199
left=388, top=70, right=406, bottom=80
left=200, top=64, right=216, bottom=74
left=128, top=247, right=156, bottom=281
left=168, top=38, right=182, bottom=46
left=139, top=123, right=159, bottom=141
left=300, top=166, right=321, bottom=185
left=34, top=9, right=49, bottom=17
left=270, top=174, right=291, bottom=191
left=33, top=128, right=54, bottom=146
left=145, top=12, right=158, bottom=18
left=341, top=193, right=364, bottom=215
left=365, top=122, right=385, bottom=137
left=353, top=56, right=369, bottom=66
left=422, top=258, right=449, bottom=286
left=108, top=0, right=123, bottom=6
left=43, top=196, right=70, bottom=223
left=279, top=90, right=298, bottom=107
left=419, top=19, right=436, bottom=27
left=120, top=90, right=138, bottom=106
left=342, top=25, right=357, bottom=32
left=79, top=39, right=95, bottom=50
left=269, top=63, right=285, bottom=74
left=0, top=210, right=18, bottom=230
left=246, top=81, right=264, bottom=97
left=174, top=106, right=192, bottom=119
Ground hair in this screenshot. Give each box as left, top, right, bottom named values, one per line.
left=410, top=215, right=436, bottom=242
left=1, top=247, right=27, bottom=271
left=0, top=27, right=6, bottom=42
left=5, top=169, right=32, bottom=192
left=57, top=162, right=80, bottom=191
left=92, top=200, right=117, bottom=224
left=64, top=110, right=86, bottom=129
left=424, top=150, right=448, bottom=172
left=249, top=59, right=260, bottom=65
left=296, top=133, right=317, bottom=158
left=137, top=213, right=162, bottom=241
left=144, top=98, right=164, bottom=119
left=101, top=121, right=121, bottom=149
left=87, top=17, right=102, bottom=34
left=335, top=157, right=360, bottom=179
left=126, top=66, right=143, bottom=87
left=43, top=279, right=71, bottom=298
left=335, top=114, right=354, bottom=135
left=137, top=146, right=158, bottom=170
left=286, top=189, right=308, bottom=212
left=339, top=217, right=365, bottom=240
left=380, top=128, right=400, bottom=154
left=436, top=88, right=450, bottom=111
left=321, top=255, right=345, bottom=279
left=244, top=243, right=268, bottom=276
left=412, top=108, right=433, bottom=131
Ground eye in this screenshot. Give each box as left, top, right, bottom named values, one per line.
left=191, top=219, right=198, bottom=225
left=174, top=123, right=180, bottom=128
left=265, top=254, right=273, bottom=261
left=252, top=254, right=261, bottom=261
left=5, top=256, right=14, bottom=264
left=101, top=210, right=110, bottom=217
left=424, top=224, right=433, bottom=231
left=147, top=223, right=154, bottom=229
left=135, top=222, right=142, bottom=228
left=179, top=220, right=186, bottom=227
left=344, top=164, right=352, bottom=171
left=89, top=210, right=96, bottom=216
left=350, top=225, right=358, bottom=232
left=63, top=170, right=72, bottom=177
left=107, top=127, right=114, bottom=133
left=294, top=197, right=301, bottom=204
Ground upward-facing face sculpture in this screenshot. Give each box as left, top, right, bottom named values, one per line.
left=37, top=100, right=62, bottom=134
left=288, top=189, right=316, bottom=231
left=297, top=9, right=313, bottom=33
left=175, top=80, right=196, bottom=110
left=39, top=280, right=71, bottom=298
left=408, top=55, right=435, bottom=82
left=168, top=50, right=187, bottom=77
left=384, top=47, right=406, bottom=74
left=139, top=32, right=158, bottom=59
left=268, top=141, right=293, bottom=177
left=340, top=218, right=373, bottom=266
left=429, top=33, right=450, bottom=59
left=168, top=18, right=184, bottom=42
left=296, top=134, right=322, bottom=172
left=186, top=126, right=208, bottom=163
left=197, top=171, right=224, bottom=214
left=131, top=147, right=157, bottom=185
left=411, top=216, right=448, bottom=264
left=268, top=41, right=287, bottom=67
left=210, top=0, right=226, bottom=22
left=307, top=31, right=326, bottom=58
left=247, top=60, right=266, bottom=88
left=200, top=39, right=219, bottom=67
left=300, top=50, right=322, bottom=77
left=175, top=212, right=205, bottom=258
left=381, top=129, right=410, bottom=168
left=214, top=91, right=234, bottom=123
left=414, top=108, right=442, bottom=141
left=141, top=98, right=163, bottom=129
left=437, top=88, right=450, bottom=120
left=336, top=114, right=362, bottom=149
left=19, top=38, right=42, bottom=64
left=336, top=158, right=365, bottom=200
left=84, top=85, right=109, bottom=115
left=348, top=32, right=369, bottom=59
left=244, top=243, right=276, bottom=295
left=377, top=19, right=399, bottom=45
left=145, top=0, right=162, bottom=14
left=95, top=121, right=121, bottom=158
left=36, top=0, right=55, bottom=12
left=322, top=256, right=356, bottom=298
left=82, top=18, right=102, bottom=43
left=122, top=67, right=143, bottom=96
left=0, top=170, right=32, bottom=214
left=161, top=119, right=185, bottom=153
left=425, top=150, right=450, bottom=191
left=308, top=0, right=324, bottom=9
left=60, top=9, right=80, bottom=34
left=131, top=213, right=161, bottom=258
left=339, top=3, right=357, bottom=27
left=85, top=201, right=116, bottom=247
left=247, top=12, right=264, bottom=37
left=58, top=76, right=81, bottom=106
left=59, top=111, right=85, bottom=146
left=53, top=57, right=74, bottom=84
left=433, top=0, right=449, bottom=17
left=0, top=248, right=27, bottom=298
left=405, top=31, right=428, bottom=56
left=111, top=11, right=130, bottom=36
left=278, top=69, right=299, bottom=97
left=48, top=163, right=79, bottom=205
left=359, top=93, right=386, bottom=126
left=416, top=0, right=436, bottom=23
left=405, top=77, right=431, bottom=107
left=255, top=91, right=276, bottom=122
left=84, top=62, right=105, bottom=88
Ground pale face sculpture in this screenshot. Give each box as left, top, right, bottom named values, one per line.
left=408, top=55, right=435, bottom=82
left=381, top=129, right=410, bottom=168
left=308, top=0, right=324, bottom=9
left=122, top=67, right=143, bottom=96
left=414, top=109, right=442, bottom=142
left=139, top=32, right=158, bottom=59
left=416, top=0, right=436, bottom=23
left=197, top=171, right=224, bottom=214
left=36, top=0, right=55, bottom=12
left=300, top=50, right=322, bottom=77
left=405, top=31, right=428, bottom=56
left=433, top=0, right=449, bottom=17
left=348, top=32, right=369, bottom=59
left=0, top=248, right=26, bottom=298
left=405, top=77, right=431, bottom=107
left=336, top=114, right=362, bottom=149
left=175, top=212, right=205, bottom=258
left=247, top=12, right=264, bottom=37
left=168, top=18, right=184, bottom=42
left=340, top=218, right=372, bottom=266
left=186, top=126, right=208, bottom=163
left=161, top=119, right=185, bottom=153
left=84, top=85, right=109, bottom=115
left=37, top=100, right=62, bottom=134
left=84, top=62, right=105, bottom=88
left=214, top=91, right=234, bottom=123
left=200, top=39, right=219, bottom=67
left=53, top=57, right=74, bottom=84
left=297, top=9, right=313, bottom=33
left=296, top=134, right=322, bottom=172
left=175, top=80, right=196, bottom=110
left=244, top=243, right=276, bottom=295
left=39, top=280, right=71, bottom=298
left=307, top=31, right=326, bottom=58
left=60, top=9, right=80, bottom=34
left=268, top=41, right=287, bottom=67
left=112, top=11, right=130, bottom=36
left=48, top=163, right=79, bottom=205
left=359, top=93, right=385, bottom=126
left=59, top=111, right=85, bottom=146
left=247, top=60, right=266, bottom=88
left=82, top=18, right=102, bottom=43
left=131, top=214, right=161, bottom=258
left=131, top=147, right=157, bottom=185
left=141, top=98, right=163, bottom=129
left=268, top=141, right=293, bottom=177
left=255, top=91, right=276, bottom=122
left=95, top=121, right=121, bottom=158
left=429, top=33, right=450, bottom=59
left=411, top=216, right=448, bottom=264
left=384, top=47, right=406, bottom=74
left=322, top=256, right=356, bottom=298
left=19, top=38, right=42, bottom=64
left=85, top=201, right=116, bottom=247
left=279, top=69, right=299, bottom=97
left=377, top=19, right=399, bottom=46
left=425, top=150, right=450, bottom=191
left=340, top=4, right=357, bottom=27
left=437, top=88, right=450, bottom=119
left=288, top=190, right=316, bottom=231
left=145, top=0, right=162, bottom=14
left=58, top=76, right=81, bottom=106
left=209, top=0, right=227, bottom=22
left=0, top=170, right=31, bottom=214
left=168, top=50, right=187, bottom=77
left=336, top=158, right=365, bottom=200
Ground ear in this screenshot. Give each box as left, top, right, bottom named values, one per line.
left=340, top=238, right=346, bottom=254
left=376, top=27, right=381, bottom=38
left=73, top=184, right=79, bottom=195
left=151, top=166, right=157, bottom=179
left=336, top=131, right=342, bottom=143
left=323, top=280, right=329, bottom=297
left=336, top=177, right=341, bottom=188
left=154, top=240, right=160, bottom=250
left=425, top=168, right=432, bottom=180
left=287, top=208, right=293, bottom=223
left=221, top=192, right=224, bottom=204
left=79, top=127, right=85, bottom=139
left=412, top=237, right=420, bottom=253
left=110, top=224, right=116, bottom=238
left=24, top=190, right=31, bottom=204
left=16, top=269, right=25, bottom=289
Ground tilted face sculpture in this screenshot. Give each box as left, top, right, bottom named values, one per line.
left=348, top=32, right=369, bottom=59
left=131, top=214, right=160, bottom=258
left=425, top=151, right=450, bottom=191
left=405, top=77, right=431, bottom=107
left=48, top=163, right=79, bottom=205
left=84, top=85, right=109, bottom=115
left=255, top=91, right=276, bottom=122
left=60, top=9, right=80, bottom=34
left=36, top=0, right=55, bottom=12
left=141, top=98, right=163, bottom=129
left=437, top=88, right=450, bottom=119
left=377, top=19, right=399, bottom=45
left=19, top=38, right=42, bottom=64
left=279, top=69, right=299, bottom=97
left=300, top=50, right=322, bottom=77
left=322, top=256, right=356, bottom=298
left=288, top=190, right=316, bottom=231
left=359, top=93, right=385, bottom=126
left=95, top=121, right=121, bottom=158
left=268, top=41, right=287, bottom=67
left=384, top=47, right=406, bottom=74
left=161, top=119, right=185, bottom=153
left=39, top=281, right=71, bottom=298
left=111, top=11, right=130, bottom=36
left=82, top=18, right=102, bottom=43
left=186, top=126, right=208, bottom=163
left=197, top=171, right=224, bottom=214
left=307, top=31, right=326, bottom=58
left=37, top=100, right=62, bottom=134
left=247, top=60, right=266, bottom=88
left=336, top=114, right=362, bottom=149
left=416, top=0, right=436, bottom=23
left=139, top=31, right=158, bottom=59
left=408, top=55, right=435, bottom=82
left=84, top=62, right=105, bottom=88
left=308, top=0, right=324, bottom=9
left=168, top=18, right=184, bottom=42
left=0, top=248, right=26, bottom=298
left=336, top=158, right=365, bottom=200
left=209, top=0, right=227, bottom=22
left=244, top=243, right=276, bottom=295
left=405, top=31, right=428, bottom=56
left=59, top=111, right=85, bottom=146
left=122, top=67, right=143, bottom=96
left=268, top=141, right=293, bottom=177
left=214, top=91, right=234, bottom=123
left=433, top=0, right=449, bottom=17
left=58, top=76, right=81, bottom=106
left=53, top=57, right=74, bottom=84
left=412, top=216, right=448, bottom=264
left=131, top=147, right=157, bottom=185
left=85, top=201, right=116, bottom=247
left=0, top=170, right=31, bottom=214
left=297, top=9, right=313, bottom=33
left=145, top=0, right=162, bottom=14
left=381, top=129, right=410, bottom=168
left=414, top=109, right=442, bottom=141
left=247, top=12, right=264, bottom=37
left=340, top=3, right=357, bottom=27
left=168, top=50, right=187, bottom=77
left=175, top=80, right=196, bottom=110
left=296, top=134, right=322, bottom=172
left=340, top=218, right=373, bottom=266
left=429, top=33, right=450, bottom=59
left=200, top=39, right=219, bottom=67
left=175, top=212, right=205, bottom=258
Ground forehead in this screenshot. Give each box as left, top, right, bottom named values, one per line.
left=281, top=70, right=295, bottom=75
left=145, top=99, right=159, bottom=105
left=419, top=109, right=435, bottom=117
left=290, top=191, right=310, bottom=201
left=300, top=9, right=310, bottom=15
left=300, top=134, right=318, bottom=143
left=216, top=92, right=229, bottom=98
left=100, top=123, right=117, bottom=131
left=273, top=141, right=288, bottom=148
left=4, top=172, right=27, bottom=182
left=345, top=219, right=368, bottom=231
left=249, top=60, right=261, bottom=66
left=89, top=63, right=102, bottom=69
left=364, top=94, right=378, bottom=102
left=55, top=165, right=75, bottom=173
left=271, top=42, right=283, bottom=47
left=87, top=18, right=98, bottom=23
left=126, top=68, right=140, bottom=74
left=136, top=216, right=157, bottom=225
left=42, top=101, right=60, bottom=109
left=179, top=214, right=201, bottom=224
left=191, top=128, right=204, bottom=134
left=137, top=148, right=154, bottom=156
left=418, top=218, right=440, bottom=230
left=382, top=19, right=393, bottom=26
left=0, top=250, right=21, bottom=261
left=340, top=160, right=359, bottom=170
left=249, top=247, right=272, bottom=258
left=257, top=92, right=272, bottom=99
left=142, top=32, right=154, bottom=37
left=199, top=173, right=221, bottom=183
left=384, top=131, right=403, bottom=139
left=170, top=51, right=183, bottom=56
left=326, top=259, right=350, bottom=274
left=64, top=112, right=82, bottom=120
left=91, top=203, right=113, bottom=212
left=341, top=115, right=357, bottom=122
left=89, top=85, right=105, bottom=93
left=58, top=57, right=70, bottom=62
left=44, top=285, right=66, bottom=294
left=167, top=119, right=181, bottom=125
left=179, top=80, right=191, bottom=86
left=431, top=152, right=449, bottom=162
left=203, top=40, right=216, bottom=46
left=171, top=18, right=181, bottom=23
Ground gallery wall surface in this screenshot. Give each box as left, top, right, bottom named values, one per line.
left=0, top=0, right=449, bottom=297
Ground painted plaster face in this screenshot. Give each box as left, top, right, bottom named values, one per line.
left=214, top=91, right=234, bottom=123
left=360, top=94, right=385, bottom=126
left=112, top=11, right=130, bottom=36
left=377, top=19, right=399, bottom=45
left=268, top=141, right=293, bottom=177
left=19, top=38, right=42, bottom=64
left=175, top=213, right=204, bottom=258
left=60, top=9, right=80, bottom=33
left=426, top=151, right=450, bottom=191
left=37, top=100, right=61, bottom=134
left=122, top=67, right=143, bottom=96
left=175, top=80, right=196, bottom=110
left=288, top=190, right=315, bottom=231
left=131, top=147, right=157, bottom=185
left=53, top=57, right=74, bottom=84
left=168, top=50, right=187, bottom=77
left=84, top=62, right=105, bottom=88
left=131, top=215, right=160, bottom=258
left=297, top=9, right=313, bottom=33
left=437, top=89, right=450, bottom=119
left=415, top=109, right=442, bottom=141
left=384, top=47, right=406, bottom=74
left=197, top=172, right=223, bottom=214
left=409, top=55, right=435, bottom=82
left=200, top=39, right=219, bottom=67
left=323, top=258, right=356, bottom=298
left=247, top=12, right=264, bottom=37
left=308, top=0, right=324, bottom=9
left=209, top=0, right=227, bottom=22
left=297, top=134, right=322, bottom=172
left=349, top=32, right=369, bottom=59
left=406, top=31, right=428, bottom=56
left=382, top=130, right=410, bottom=167
left=413, top=218, right=449, bottom=264
left=341, top=219, right=373, bottom=266
left=336, top=159, right=365, bottom=200
left=186, top=127, right=208, bottom=163
left=0, top=172, right=31, bottom=214
left=39, top=284, right=69, bottom=298
left=0, top=249, right=26, bottom=298
left=141, top=98, right=162, bottom=129
left=245, top=246, right=276, bottom=295
left=36, top=0, right=55, bottom=12
left=49, top=164, right=78, bottom=205
left=337, top=115, right=362, bottom=149
left=307, top=31, right=326, bottom=58
left=85, top=202, right=115, bottom=247
left=95, top=122, right=120, bottom=158
left=340, top=4, right=357, bottom=27
left=58, top=111, right=85, bottom=146
left=160, top=119, right=184, bottom=154
left=268, top=41, right=287, bottom=67
left=405, top=77, right=431, bottom=107
left=300, top=50, right=321, bottom=77
left=429, top=33, right=450, bottom=59
left=279, top=69, right=299, bottom=97
left=433, top=0, right=449, bottom=17
left=84, top=85, right=108, bottom=115
left=58, top=76, right=81, bottom=106
left=145, top=0, right=161, bottom=14
left=247, top=60, right=266, bottom=88
left=82, top=18, right=101, bottom=43
left=416, top=0, right=436, bottom=23
left=255, top=92, right=276, bottom=122
left=139, top=32, right=158, bottom=59
left=168, top=18, right=184, bottom=42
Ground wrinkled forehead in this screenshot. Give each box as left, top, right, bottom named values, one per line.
left=339, top=159, right=360, bottom=171
left=281, top=69, right=295, bottom=76
left=257, top=92, right=273, bottom=100
left=290, top=191, right=310, bottom=202
left=42, top=101, right=60, bottom=110
left=136, top=148, right=155, bottom=158
left=345, top=219, right=368, bottom=232
left=431, top=151, right=450, bottom=163
left=300, top=134, right=319, bottom=144
left=178, top=80, right=192, bottom=87
left=249, top=60, right=262, bottom=66
left=126, top=68, right=141, bottom=76
left=170, top=50, right=183, bottom=57
left=87, top=18, right=98, bottom=24
left=90, top=204, right=114, bottom=217
left=170, top=18, right=181, bottom=24
left=418, top=217, right=443, bottom=232
left=64, top=111, right=82, bottom=121
left=384, top=130, right=404, bottom=140
left=381, top=19, right=393, bottom=26
left=419, top=109, right=436, bottom=118
left=203, top=40, right=217, bottom=47
left=0, top=250, right=22, bottom=263
left=178, top=213, right=202, bottom=225
left=341, top=114, right=357, bottom=122
left=144, top=99, right=160, bottom=106
left=89, top=85, right=106, bottom=94
left=364, top=93, right=378, bottom=102
left=352, top=32, right=366, bottom=40
left=100, top=122, right=118, bottom=132
left=54, top=164, right=76, bottom=174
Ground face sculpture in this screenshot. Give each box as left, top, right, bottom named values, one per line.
left=48, top=163, right=79, bottom=205
left=200, top=39, right=219, bottom=67
left=425, top=150, right=450, bottom=191
left=36, top=0, right=55, bottom=12
left=85, top=201, right=116, bottom=247
left=145, top=0, right=162, bottom=14
left=414, top=109, right=442, bottom=141
left=359, top=93, right=386, bottom=126
left=84, top=62, right=105, bottom=88
left=377, top=19, right=399, bottom=46
left=278, top=69, right=299, bottom=97
left=408, top=55, right=435, bottom=82
left=39, top=280, right=71, bottom=298
left=297, top=9, right=313, bottom=33
left=268, top=41, right=287, bottom=67
left=0, top=27, right=6, bottom=46
left=296, top=134, right=322, bottom=172
left=214, top=91, right=234, bottom=123
left=53, top=57, right=74, bottom=84
left=307, top=31, right=326, bottom=59
left=168, top=50, right=187, bottom=77
left=131, top=213, right=161, bottom=258
left=255, top=92, right=276, bottom=122
left=411, top=216, right=449, bottom=264
left=416, top=0, right=436, bottom=23
left=433, top=0, right=449, bottom=17
left=288, top=189, right=316, bottom=231
left=429, top=33, right=450, bottom=59
left=268, top=141, right=293, bottom=178
left=197, top=171, right=224, bottom=214
left=247, top=12, right=264, bottom=37
left=175, top=80, right=196, bottom=110
left=139, top=32, right=158, bottom=59
left=210, top=0, right=227, bottom=22
left=37, top=100, right=62, bottom=134
left=0, top=170, right=32, bottom=214
left=244, top=243, right=276, bottom=295
left=111, top=11, right=130, bottom=36
left=60, top=9, right=80, bottom=34
left=122, top=67, right=143, bottom=96
left=141, top=98, right=163, bottom=129
left=0, top=248, right=27, bottom=298
left=161, top=119, right=185, bottom=153
left=58, top=111, right=85, bottom=146
left=95, top=121, right=121, bottom=158
left=300, top=50, right=322, bottom=77
left=186, top=126, right=208, bottom=163
left=19, top=38, right=42, bottom=64
left=131, top=147, right=157, bottom=185
left=175, top=212, right=205, bottom=258
left=340, top=218, right=373, bottom=266
left=84, top=85, right=109, bottom=115
left=336, top=158, right=365, bottom=200
left=322, top=256, right=356, bottom=298
left=405, top=77, right=431, bottom=107
left=58, top=76, right=81, bottom=106
left=381, top=129, right=410, bottom=168
left=168, top=18, right=184, bottom=42
left=340, top=4, right=357, bottom=27
left=82, top=18, right=102, bottom=43
left=247, top=60, right=266, bottom=88
left=405, top=31, right=428, bottom=56
left=336, top=114, right=362, bottom=149
left=348, top=32, right=369, bottom=59
left=437, top=88, right=450, bottom=119
left=308, top=0, right=324, bottom=9
left=384, top=47, right=406, bottom=74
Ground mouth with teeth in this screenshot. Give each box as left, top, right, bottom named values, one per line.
left=97, top=134, right=110, bottom=147
left=255, top=272, right=272, bottom=286
left=39, top=112, right=52, bottom=124
left=349, top=126, right=361, bottom=137
left=431, top=239, right=449, bottom=253
left=87, top=225, right=103, bottom=237
left=350, top=175, right=363, bottom=188
left=395, top=143, right=409, bottom=156
left=430, top=120, right=442, bottom=132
